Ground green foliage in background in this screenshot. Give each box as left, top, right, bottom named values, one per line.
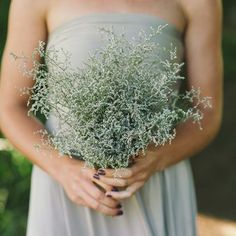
left=0, top=0, right=10, bottom=59
left=223, top=29, right=236, bottom=80
left=0, top=146, right=32, bottom=236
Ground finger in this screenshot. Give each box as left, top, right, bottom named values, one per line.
left=96, top=171, right=146, bottom=187
left=96, top=161, right=145, bottom=179
left=90, top=173, right=123, bottom=202
left=97, top=168, right=134, bottom=178
left=94, top=151, right=141, bottom=178
left=80, top=165, right=97, bottom=178
left=77, top=185, right=120, bottom=216
left=80, top=178, right=121, bottom=209
left=91, top=180, right=123, bottom=207
left=95, top=176, right=130, bottom=187
left=80, top=167, right=113, bottom=191
left=92, top=178, right=119, bottom=193
left=105, top=182, right=144, bottom=200
left=70, top=183, right=90, bottom=206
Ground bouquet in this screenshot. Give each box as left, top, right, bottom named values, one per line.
left=12, top=25, right=211, bottom=169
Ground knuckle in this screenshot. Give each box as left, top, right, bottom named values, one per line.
left=94, top=191, right=104, bottom=201
left=118, top=179, right=128, bottom=187
left=140, top=172, right=147, bottom=180
left=113, top=178, right=128, bottom=187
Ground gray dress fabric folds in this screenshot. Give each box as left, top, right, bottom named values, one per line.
left=26, top=12, right=198, bottom=236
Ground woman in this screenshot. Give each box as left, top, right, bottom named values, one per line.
left=0, top=0, right=223, bottom=235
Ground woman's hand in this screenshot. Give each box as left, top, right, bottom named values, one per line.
left=95, top=147, right=161, bottom=200
left=55, top=156, right=123, bottom=216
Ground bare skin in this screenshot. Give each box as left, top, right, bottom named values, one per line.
left=0, top=0, right=223, bottom=215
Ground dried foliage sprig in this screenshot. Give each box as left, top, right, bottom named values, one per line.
left=12, top=25, right=211, bottom=169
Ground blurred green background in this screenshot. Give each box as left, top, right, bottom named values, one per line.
left=0, top=1, right=236, bottom=235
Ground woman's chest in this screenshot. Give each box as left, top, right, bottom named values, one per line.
left=46, top=0, right=186, bottom=35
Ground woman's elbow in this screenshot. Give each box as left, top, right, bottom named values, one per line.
left=203, top=106, right=223, bottom=144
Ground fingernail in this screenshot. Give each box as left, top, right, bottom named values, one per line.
left=117, top=210, right=123, bottom=216
left=106, top=194, right=112, bottom=198
left=93, top=174, right=100, bottom=180
left=97, top=170, right=106, bottom=175
left=116, top=203, right=122, bottom=209
left=111, top=186, right=119, bottom=192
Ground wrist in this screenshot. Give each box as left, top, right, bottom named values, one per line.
left=146, top=142, right=167, bottom=172
left=43, top=151, right=71, bottom=182
left=47, top=152, right=86, bottom=183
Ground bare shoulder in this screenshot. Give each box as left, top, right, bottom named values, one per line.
left=9, top=0, right=49, bottom=21
left=178, top=0, right=222, bottom=25
left=4, top=0, right=50, bottom=57
left=177, top=0, right=223, bottom=50
left=7, top=0, right=50, bottom=40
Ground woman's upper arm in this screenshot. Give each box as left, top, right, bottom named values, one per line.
left=181, top=0, right=223, bottom=125
left=0, top=0, right=48, bottom=109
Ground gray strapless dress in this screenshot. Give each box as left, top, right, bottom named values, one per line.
left=26, top=12, right=198, bottom=236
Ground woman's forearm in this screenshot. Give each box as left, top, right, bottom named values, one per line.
left=150, top=110, right=222, bottom=171
left=0, top=105, right=68, bottom=181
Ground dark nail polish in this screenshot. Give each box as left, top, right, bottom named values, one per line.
left=116, top=203, right=122, bottom=209
left=106, top=194, right=112, bottom=197
left=111, top=186, right=119, bottom=192
left=97, top=170, right=106, bottom=175
left=117, top=210, right=123, bottom=216
left=93, top=174, right=100, bottom=180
